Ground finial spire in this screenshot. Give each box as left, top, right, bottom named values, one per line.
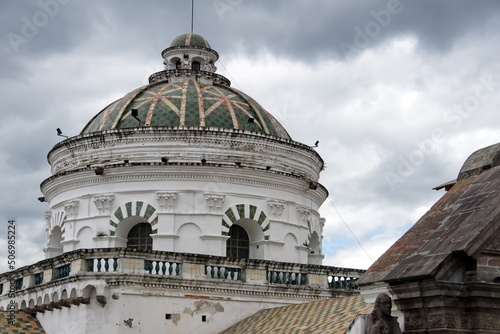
left=191, top=0, right=194, bottom=33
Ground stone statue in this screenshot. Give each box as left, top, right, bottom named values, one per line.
left=365, top=293, right=401, bottom=334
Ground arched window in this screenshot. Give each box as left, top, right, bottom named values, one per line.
left=175, top=60, right=181, bottom=69
left=192, top=61, right=201, bottom=71
left=127, top=223, right=152, bottom=251
left=226, top=225, right=249, bottom=259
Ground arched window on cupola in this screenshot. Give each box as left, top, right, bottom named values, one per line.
left=226, top=225, right=249, bottom=259
left=192, top=61, right=201, bottom=71
left=175, top=60, right=181, bottom=69
left=126, top=222, right=153, bottom=251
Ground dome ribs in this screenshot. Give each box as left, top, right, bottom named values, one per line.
left=179, top=80, right=190, bottom=126
left=226, top=86, right=271, bottom=136
left=111, top=85, right=151, bottom=129
left=194, top=81, right=206, bottom=126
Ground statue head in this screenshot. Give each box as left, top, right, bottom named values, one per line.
left=374, top=293, right=392, bottom=316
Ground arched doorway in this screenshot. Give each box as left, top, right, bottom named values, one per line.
left=226, top=225, right=249, bottom=259
left=126, top=223, right=153, bottom=250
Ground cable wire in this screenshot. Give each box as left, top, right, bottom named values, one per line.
left=218, top=58, right=242, bottom=91
left=328, top=197, right=374, bottom=262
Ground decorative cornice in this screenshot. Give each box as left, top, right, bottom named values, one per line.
left=48, top=127, right=323, bottom=176
left=42, top=167, right=328, bottom=207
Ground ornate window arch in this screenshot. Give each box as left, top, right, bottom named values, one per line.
left=109, top=201, right=158, bottom=237
left=221, top=204, right=270, bottom=240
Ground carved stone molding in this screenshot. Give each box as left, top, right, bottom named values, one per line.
left=156, top=192, right=178, bottom=212
left=267, top=200, right=286, bottom=219
left=63, top=201, right=79, bottom=220
left=205, top=194, right=225, bottom=213
left=93, top=194, right=115, bottom=215
left=296, top=206, right=311, bottom=223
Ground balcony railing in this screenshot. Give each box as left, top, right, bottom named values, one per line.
left=33, top=273, right=43, bottom=286
left=88, top=258, right=119, bottom=273
left=56, top=264, right=71, bottom=279
left=0, top=248, right=365, bottom=304
left=144, top=260, right=181, bottom=276
left=205, top=265, right=241, bottom=281
left=268, top=271, right=307, bottom=285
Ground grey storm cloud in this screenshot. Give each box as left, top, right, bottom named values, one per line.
left=0, top=0, right=499, bottom=270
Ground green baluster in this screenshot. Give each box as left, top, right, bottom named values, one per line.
left=162, top=262, right=167, bottom=275
left=144, top=260, right=152, bottom=273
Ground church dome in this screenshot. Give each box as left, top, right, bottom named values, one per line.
left=42, top=32, right=328, bottom=269
left=81, top=79, right=290, bottom=139
left=81, top=33, right=291, bottom=139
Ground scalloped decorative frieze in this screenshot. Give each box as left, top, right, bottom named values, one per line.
left=93, top=194, right=115, bottom=215
left=156, top=192, right=178, bottom=212
left=296, top=206, right=311, bottom=223
left=63, top=200, right=79, bottom=220
left=267, top=200, right=286, bottom=219
left=205, top=193, right=225, bottom=213
left=306, top=216, right=325, bottom=238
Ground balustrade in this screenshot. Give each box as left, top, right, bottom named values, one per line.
left=144, top=260, right=181, bottom=276
left=205, top=265, right=242, bottom=281
left=34, top=272, right=43, bottom=286
left=56, top=264, right=71, bottom=279
left=88, top=258, right=119, bottom=273
left=328, top=276, right=358, bottom=290
left=0, top=249, right=365, bottom=301
left=267, top=271, right=307, bottom=285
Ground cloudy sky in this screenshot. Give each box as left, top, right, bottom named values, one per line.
left=1, top=0, right=499, bottom=272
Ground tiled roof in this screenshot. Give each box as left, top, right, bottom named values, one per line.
left=220, top=295, right=371, bottom=334
left=81, top=79, right=291, bottom=139
left=359, top=143, right=500, bottom=285
left=0, top=312, right=46, bottom=333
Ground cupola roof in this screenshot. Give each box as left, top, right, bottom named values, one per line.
left=169, top=33, right=211, bottom=48
left=81, top=33, right=291, bottom=139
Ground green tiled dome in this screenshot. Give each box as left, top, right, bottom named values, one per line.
left=169, top=33, right=211, bottom=49
left=81, top=79, right=291, bottom=139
